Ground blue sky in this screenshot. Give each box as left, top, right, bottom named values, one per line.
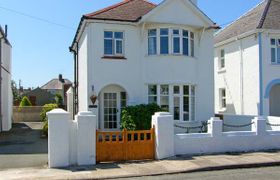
left=0, top=0, right=262, bottom=88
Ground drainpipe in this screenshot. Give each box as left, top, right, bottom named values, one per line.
left=258, top=32, right=264, bottom=116
left=69, top=42, right=79, bottom=117
left=239, top=39, right=244, bottom=115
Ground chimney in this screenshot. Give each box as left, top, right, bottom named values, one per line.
left=4, top=25, right=7, bottom=38
left=190, top=0, right=197, bottom=5
left=59, top=74, right=63, bottom=82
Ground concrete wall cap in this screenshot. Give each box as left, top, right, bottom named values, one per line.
left=154, top=112, right=172, bottom=116
left=78, top=111, right=94, bottom=116
left=47, top=108, right=69, bottom=115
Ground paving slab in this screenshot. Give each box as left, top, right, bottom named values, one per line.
left=1, top=151, right=280, bottom=179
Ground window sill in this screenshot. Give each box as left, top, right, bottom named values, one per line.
left=102, top=56, right=127, bottom=60
left=270, top=63, right=280, bottom=66
left=218, top=108, right=227, bottom=113
left=217, top=68, right=226, bottom=73
left=146, top=54, right=196, bottom=59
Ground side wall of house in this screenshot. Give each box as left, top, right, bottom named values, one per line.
left=262, top=31, right=280, bottom=116
left=1, top=39, right=12, bottom=131
left=214, top=34, right=260, bottom=115
left=77, top=27, right=89, bottom=112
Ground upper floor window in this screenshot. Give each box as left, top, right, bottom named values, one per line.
left=104, top=31, right=124, bottom=56
left=219, top=49, right=225, bottom=69
left=271, top=38, right=280, bottom=64
left=148, top=28, right=195, bottom=57
left=148, top=29, right=157, bottom=55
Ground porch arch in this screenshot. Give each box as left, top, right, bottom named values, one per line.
left=264, top=79, right=280, bottom=99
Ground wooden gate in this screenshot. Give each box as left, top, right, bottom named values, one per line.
left=96, top=127, right=155, bottom=162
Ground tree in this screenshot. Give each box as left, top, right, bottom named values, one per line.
left=55, top=93, right=63, bottom=107
left=11, top=80, right=21, bottom=103
left=19, top=96, right=32, bottom=107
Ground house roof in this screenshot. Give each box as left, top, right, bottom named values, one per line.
left=215, top=0, right=280, bottom=44
left=41, top=78, right=72, bottom=90
left=84, top=0, right=156, bottom=22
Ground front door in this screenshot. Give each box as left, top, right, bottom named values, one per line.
left=103, top=92, right=119, bottom=130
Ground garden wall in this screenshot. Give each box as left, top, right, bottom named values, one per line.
left=12, top=106, right=43, bottom=122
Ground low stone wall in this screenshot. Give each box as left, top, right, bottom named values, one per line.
left=13, top=106, right=43, bottom=122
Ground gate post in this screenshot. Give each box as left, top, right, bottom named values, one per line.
left=152, top=112, right=174, bottom=160
left=76, top=111, right=96, bottom=166
left=47, top=109, right=71, bottom=168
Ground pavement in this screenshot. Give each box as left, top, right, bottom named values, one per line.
left=1, top=150, right=280, bottom=180
left=0, top=122, right=48, bottom=169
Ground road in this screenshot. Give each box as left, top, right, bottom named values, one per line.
left=114, top=166, right=280, bottom=180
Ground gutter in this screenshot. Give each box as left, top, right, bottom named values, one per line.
left=239, top=39, right=244, bottom=115
left=0, top=37, right=3, bottom=132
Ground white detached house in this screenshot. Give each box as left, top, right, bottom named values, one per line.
left=215, top=0, right=280, bottom=117
left=70, top=0, right=218, bottom=131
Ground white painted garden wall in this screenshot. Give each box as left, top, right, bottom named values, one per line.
left=153, top=113, right=280, bottom=158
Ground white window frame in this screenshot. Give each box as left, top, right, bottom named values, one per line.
left=104, top=30, right=124, bottom=56
left=148, top=85, right=157, bottom=104
left=172, top=29, right=181, bottom=54
left=190, top=32, right=195, bottom=57
left=219, top=49, right=225, bottom=69
left=219, top=88, right=226, bottom=110
left=147, top=84, right=196, bottom=122
left=271, top=38, right=280, bottom=64
left=148, top=29, right=157, bottom=55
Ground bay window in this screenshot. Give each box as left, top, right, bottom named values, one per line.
left=104, top=31, right=124, bottom=56
left=148, top=84, right=196, bottom=121
left=148, top=28, right=195, bottom=57
left=271, top=38, right=280, bottom=64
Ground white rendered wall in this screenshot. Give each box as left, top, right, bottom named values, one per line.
left=262, top=32, right=280, bottom=116
left=214, top=34, right=260, bottom=116
left=1, top=38, right=12, bottom=132
left=78, top=27, right=89, bottom=111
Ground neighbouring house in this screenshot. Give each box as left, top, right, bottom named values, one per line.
left=0, top=25, right=12, bottom=132
left=70, top=0, right=219, bottom=131
left=41, top=74, right=72, bottom=107
left=214, top=0, right=280, bottom=116
left=22, top=87, right=55, bottom=106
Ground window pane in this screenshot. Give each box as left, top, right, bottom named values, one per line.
left=115, top=40, right=123, bottom=54
left=160, top=96, right=169, bottom=111
left=277, top=48, right=280, bottom=63
left=114, top=32, right=123, bottom=39
left=160, top=37, right=169, bottom=54
left=191, top=86, right=195, bottom=96
left=183, top=38, right=189, bottom=55
left=160, top=85, right=169, bottom=95
left=221, top=49, right=225, bottom=58
left=148, top=96, right=157, bottom=104
left=148, top=29, right=157, bottom=36
left=104, top=39, right=113, bottom=55
left=173, top=37, right=180, bottom=53
left=191, top=39, right=194, bottom=57
left=191, top=96, right=195, bottom=121
left=183, top=96, right=189, bottom=112
left=148, top=37, right=157, bottom=55
left=183, top=30, right=188, bottom=37
left=174, top=97, right=180, bottom=120
left=183, top=86, right=189, bottom=95
left=104, top=31, right=113, bottom=38
left=271, top=39, right=276, bottom=45
left=173, top=29, right=179, bottom=35
left=271, top=48, right=276, bottom=63
left=190, top=32, right=194, bottom=39
left=173, top=86, right=180, bottom=94
left=160, top=28, right=168, bottom=35
left=148, top=85, right=157, bottom=95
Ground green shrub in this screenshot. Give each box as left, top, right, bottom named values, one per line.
left=40, top=103, right=58, bottom=136
left=120, top=104, right=164, bottom=130
left=19, top=96, right=32, bottom=107
left=40, top=103, right=58, bottom=122
left=55, top=93, right=63, bottom=107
